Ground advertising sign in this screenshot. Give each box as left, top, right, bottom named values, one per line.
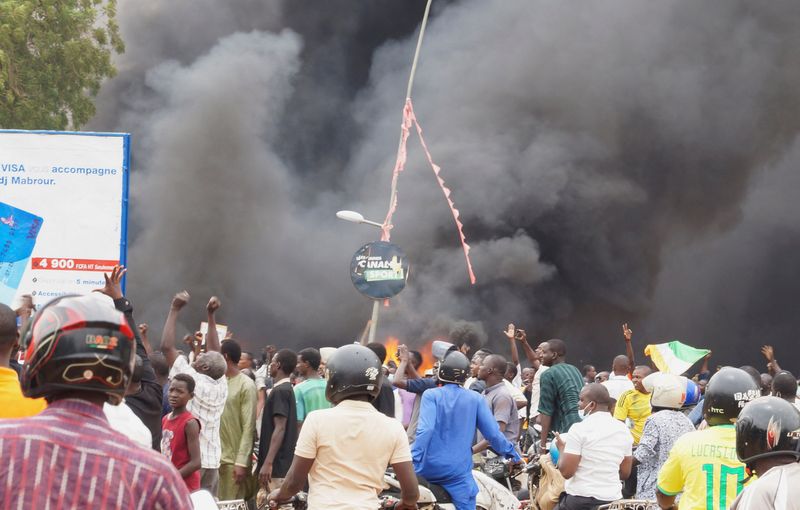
left=350, top=241, right=409, bottom=299
left=0, top=130, right=129, bottom=308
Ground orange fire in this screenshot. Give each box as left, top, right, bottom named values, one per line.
left=384, top=337, right=435, bottom=374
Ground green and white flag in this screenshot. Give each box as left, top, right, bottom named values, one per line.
left=644, top=340, right=710, bottom=375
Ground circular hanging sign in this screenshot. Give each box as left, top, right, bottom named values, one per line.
left=350, top=241, right=410, bottom=299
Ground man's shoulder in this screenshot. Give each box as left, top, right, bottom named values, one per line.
left=489, top=381, right=514, bottom=396
left=271, top=382, right=295, bottom=398
left=617, top=388, right=637, bottom=403
left=233, top=372, right=257, bottom=390
left=546, top=362, right=580, bottom=377
left=606, top=414, right=634, bottom=436
left=171, top=355, right=193, bottom=373
left=539, top=367, right=556, bottom=381
left=669, top=428, right=703, bottom=452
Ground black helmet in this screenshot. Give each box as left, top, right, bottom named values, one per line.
left=736, top=396, right=800, bottom=469
left=438, top=351, right=469, bottom=384
left=21, top=294, right=136, bottom=405
left=703, top=367, right=760, bottom=426
left=325, top=344, right=383, bottom=405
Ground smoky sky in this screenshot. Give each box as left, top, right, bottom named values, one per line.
left=89, top=0, right=800, bottom=374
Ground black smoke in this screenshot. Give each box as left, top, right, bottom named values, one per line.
left=89, top=0, right=800, bottom=375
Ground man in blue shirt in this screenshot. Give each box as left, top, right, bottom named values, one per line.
left=411, top=351, right=522, bottom=510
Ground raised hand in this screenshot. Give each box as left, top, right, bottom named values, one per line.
left=397, top=344, right=409, bottom=363
left=171, top=291, right=190, bottom=311
left=761, top=345, right=774, bottom=362
left=622, top=323, right=632, bottom=342
left=94, top=265, right=127, bottom=300
left=137, top=323, right=149, bottom=337
left=15, top=294, right=34, bottom=318
left=503, top=323, right=515, bottom=340
left=206, top=296, right=221, bottom=314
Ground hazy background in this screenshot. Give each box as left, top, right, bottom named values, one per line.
left=89, top=0, right=800, bottom=373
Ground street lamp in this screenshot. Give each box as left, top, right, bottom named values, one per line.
left=336, top=210, right=383, bottom=344
left=336, top=210, right=384, bottom=229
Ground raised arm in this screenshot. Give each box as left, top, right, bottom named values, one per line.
left=137, top=323, right=153, bottom=355
left=517, top=330, right=539, bottom=369
left=623, top=323, right=635, bottom=374
left=159, top=291, right=190, bottom=368
left=94, top=265, right=155, bottom=383
left=15, top=294, right=34, bottom=336
left=205, top=296, right=222, bottom=353
left=761, top=345, right=782, bottom=376
left=392, top=344, right=419, bottom=390
left=504, top=324, right=520, bottom=366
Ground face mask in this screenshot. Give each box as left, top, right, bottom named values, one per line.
left=578, top=402, right=595, bottom=419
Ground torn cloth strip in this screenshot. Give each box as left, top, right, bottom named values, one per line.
left=380, top=99, right=476, bottom=285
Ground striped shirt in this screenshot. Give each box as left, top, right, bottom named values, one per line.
left=0, top=398, right=192, bottom=510
left=170, top=355, right=228, bottom=469
left=538, top=362, right=584, bottom=435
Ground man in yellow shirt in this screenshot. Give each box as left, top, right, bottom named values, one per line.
left=0, top=303, right=46, bottom=418
left=656, top=367, right=760, bottom=510
left=615, top=365, right=652, bottom=497
left=615, top=365, right=653, bottom=444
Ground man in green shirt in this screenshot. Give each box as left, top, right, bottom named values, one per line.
left=219, top=339, right=258, bottom=501
left=295, top=348, right=330, bottom=432
left=537, top=338, right=584, bottom=451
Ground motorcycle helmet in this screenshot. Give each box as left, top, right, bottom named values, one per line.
left=438, top=351, right=470, bottom=384
left=325, top=344, right=383, bottom=405
left=643, top=372, right=701, bottom=410
left=21, top=294, right=136, bottom=405
left=703, top=367, right=760, bottom=426
left=736, top=396, right=800, bottom=469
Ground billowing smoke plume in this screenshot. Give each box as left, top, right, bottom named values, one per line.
left=90, top=0, right=800, bottom=373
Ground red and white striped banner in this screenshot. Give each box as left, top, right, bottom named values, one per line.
left=381, top=99, right=476, bottom=284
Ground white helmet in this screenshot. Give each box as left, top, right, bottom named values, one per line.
left=643, top=372, right=700, bottom=409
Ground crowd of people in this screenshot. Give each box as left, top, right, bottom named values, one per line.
left=0, top=265, right=799, bottom=510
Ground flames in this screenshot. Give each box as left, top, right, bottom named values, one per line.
left=384, top=337, right=435, bottom=373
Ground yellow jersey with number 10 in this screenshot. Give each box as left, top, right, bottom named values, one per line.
left=657, top=425, right=751, bottom=510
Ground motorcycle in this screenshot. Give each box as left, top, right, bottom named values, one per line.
left=381, top=465, right=521, bottom=510
left=190, top=489, right=307, bottom=510
left=596, top=501, right=659, bottom=510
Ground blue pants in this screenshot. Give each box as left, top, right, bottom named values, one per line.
left=437, top=475, right=478, bottom=510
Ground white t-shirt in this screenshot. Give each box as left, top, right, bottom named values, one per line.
left=602, top=374, right=634, bottom=401
left=104, top=399, right=152, bottom=448
left=295, top=399, right=411, bottom=510
left=529, top=365, right=548, bottom=418
left=730, top=461, right=800, bottom=509
left=255, top=364, right=269, bottom=391
left=563, top=411, right=633, bottom=501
